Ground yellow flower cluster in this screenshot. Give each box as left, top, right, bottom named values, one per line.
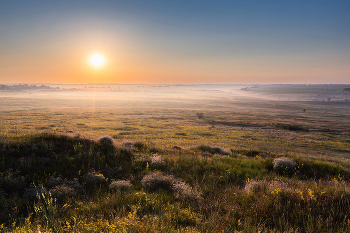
left=308, top=189, right=316, bottom=201
left=271, top=188, right=282, bottom=195
left=296, top=191, right=304, bottom=200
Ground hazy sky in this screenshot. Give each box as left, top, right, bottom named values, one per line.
left=1, top=0, right=349, bottom=84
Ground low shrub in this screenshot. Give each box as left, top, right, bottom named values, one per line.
left=133, top=141, right=148, bottom=151
left=50, top=184, right=76, bottom=198
left=141, top=171, right=174, bottom=191
left=196, top=112, right=204, bottom=119
left=150, top=154, right=165, bottom=166
left=109, top=180, right=133, bottom=192
left=0, top=172, right=26, bottom=193
left=172, top=181, right=202, bottom=202
left=294, top=158, right=350, bottom=180
left=170, top=207, right=199, bottom=226
left=245, top=179, right=289, bottom=195
left=47, top=176, right=63, bottom=188
left=244, top=180, right=268, bottom=194
left=23, top=185, right=49, bottom=201
left=273, top=157, right=296, bottom=175
left=275, top=123, right=308, bottom=131
left=64, top=178, right=83, bottom=191
left=115, top=148, right=134, bottom=164
left=97, top=135, right=115, bottom=146
left=83, top=170, right=106, bottom=185
left=121, top=141, right=133, bottom=148
left=202, top=152, right=213, bottom=157
left=197, top=145, right=231, bottom=155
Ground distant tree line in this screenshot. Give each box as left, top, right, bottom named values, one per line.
left=0, top=84, right=52, bottom=91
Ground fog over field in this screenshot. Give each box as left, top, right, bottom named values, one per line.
left=1, top=84, right=349, bottom=112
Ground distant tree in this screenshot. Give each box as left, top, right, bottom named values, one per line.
left=196, top=112, right=204, bottom=119
left=343, top=88, right=350, bottom=93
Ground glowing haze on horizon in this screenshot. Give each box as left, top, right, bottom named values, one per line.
left=0, top=0, right=349, bottom=84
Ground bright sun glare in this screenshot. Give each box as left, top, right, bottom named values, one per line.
left=90, top=54, right=105, bottom=68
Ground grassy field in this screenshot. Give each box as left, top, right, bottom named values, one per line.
left=1, top=84, right=350, bottom=232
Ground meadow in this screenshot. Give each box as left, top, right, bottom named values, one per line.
left=0, top=84, right=350, bottom=232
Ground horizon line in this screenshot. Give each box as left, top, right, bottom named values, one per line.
left=1, top=83, right=350, bottom=86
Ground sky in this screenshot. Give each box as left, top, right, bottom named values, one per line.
left=0, top=0, right=349, bottom=84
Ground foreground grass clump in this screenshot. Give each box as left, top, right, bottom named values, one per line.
left=1, top=133, right=350, bottom=232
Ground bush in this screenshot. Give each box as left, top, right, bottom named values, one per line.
left=275, top=123, right=308, bottom=131
left=244, top=180, right=267, bottom=194
left=64, top=178, right=83, bottom=191
left=0, top=172, right=26, bottom=193
left=273, top=157, right=296, bottom=175
left=121, top=141, right=133, bottom=148
left=97, top=135, right=115, bottom=146
left=171, top=207, right=199, bottom=226
left=294, top=158, right=350, bottom=180
left=133, top=141, right=148, bottom=151
left=172, top=181, right=202, bottom=201
left=47, top=176, right=82, bottom=192
left=47, top=176, right=63, bottom=188
left=197, top=145, right=231, bottom=155
left=150, top=154, right=165, bottom=166
left=196, top=112, right=204, bottom=119
left=116, top=148, right=134, bottom=164
left=23, top=185, right=49, bottom=201
left=50, top=184, right=76, bottom=198
left=141, top=172, right=174, bottom=191
left=244, top=180, right=289, bottom=194
left=83, top=170, right=105, bottom=185
left=109, top=180, right=133, bottom=192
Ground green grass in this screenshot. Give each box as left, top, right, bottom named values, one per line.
left=1, top=133, right=350, bottom=232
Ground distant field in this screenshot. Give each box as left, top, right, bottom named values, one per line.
left=1, top=84, right=350, bottom=163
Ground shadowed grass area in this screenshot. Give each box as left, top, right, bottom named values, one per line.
left=1, top=133, right=350, bottom=232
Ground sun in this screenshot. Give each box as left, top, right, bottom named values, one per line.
left=90, top=54, right=105, bottom=68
